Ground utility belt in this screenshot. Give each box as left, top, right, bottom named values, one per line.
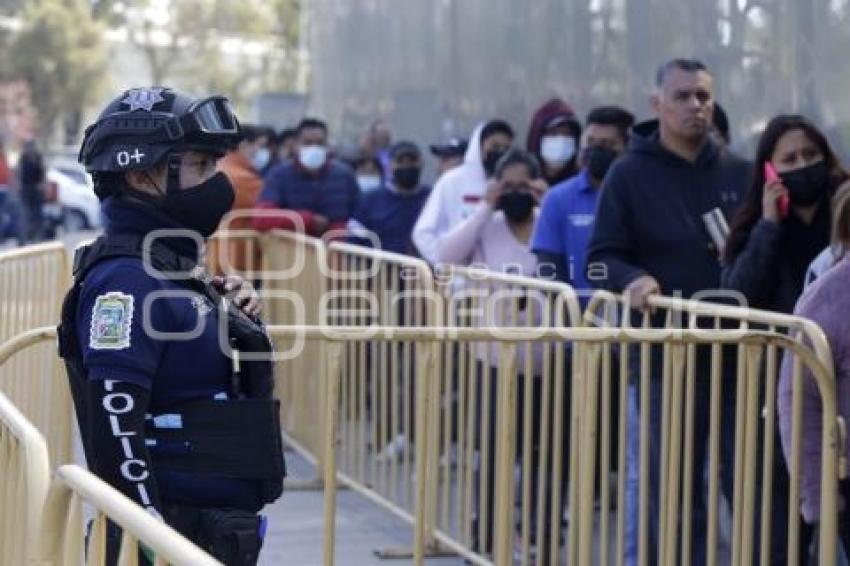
left=146, top=396, right=285, bottom=503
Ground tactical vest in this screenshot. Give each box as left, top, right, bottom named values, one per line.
left=57, top=233, right=285, bottom=503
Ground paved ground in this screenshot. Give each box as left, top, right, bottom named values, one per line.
left=260, top=450, right=466, bottom=566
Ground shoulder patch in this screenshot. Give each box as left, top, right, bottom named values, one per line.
left=89, top=292, right=135, bottom=350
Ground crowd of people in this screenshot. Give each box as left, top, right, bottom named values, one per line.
left=5, top=53, right=850, bottom=562
left=213, top=57, right=850, bottom=564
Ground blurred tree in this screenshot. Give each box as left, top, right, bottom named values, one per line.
left=7, top=0, right=106, bottom=144
left=794, top=0, right=823, bottom=121
left=0, top=0, right=23, bottom=16
left=625, top=0, right=657, bottom=111
left=89, top=0, right=127, bottom=27
left=110, top=0, right=301, bottom=108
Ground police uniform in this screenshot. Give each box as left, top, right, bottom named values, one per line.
left=58, top=88, right=285, bottom=565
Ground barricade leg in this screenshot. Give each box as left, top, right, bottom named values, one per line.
left=322, top=342, right=344, bottom=566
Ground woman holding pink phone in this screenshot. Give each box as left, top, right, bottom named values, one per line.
left=722, top=114, right=849, bottom=564
left=724, top=115, right=848, bottom=314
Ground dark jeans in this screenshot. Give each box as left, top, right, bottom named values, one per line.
left=472, top=360, right=570, bottom=555
left=839, top=480, right=850, bottom=561
left=640, top=345, right=809, bottom=566
left=368, top=341, right=417, bottom=447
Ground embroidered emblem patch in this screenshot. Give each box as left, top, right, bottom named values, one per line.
left=90, top=292, right=134, bottom=350
left=121, top=87, right=165, bottom=112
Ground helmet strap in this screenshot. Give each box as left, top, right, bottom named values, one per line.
left=166, top=153, right=183, bottom=195
left=142, top=171, right=165, bottom=198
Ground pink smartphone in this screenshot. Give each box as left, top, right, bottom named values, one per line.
left=764, top=162, right=789, bottom=218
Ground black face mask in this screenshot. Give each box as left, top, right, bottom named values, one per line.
left=392, top=166, right=421, bottom=190
left=584, top=146, right=619, bottom=181
left=162, top=171, right=235, bottom=237
left=498, top=191, right=535, bottom=223
left=483, top=148, right=508, bottom=177
left=779, top=160, right=831, bottom=206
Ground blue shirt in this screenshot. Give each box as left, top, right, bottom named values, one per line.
left=348, top=185, right=431, bottom=255
left=258, top=158, right=361, bottom=222
left=532, top=168, right=599, bottom=296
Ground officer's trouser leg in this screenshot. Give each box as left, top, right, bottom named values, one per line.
left=164, top=505, right=264, bottom=566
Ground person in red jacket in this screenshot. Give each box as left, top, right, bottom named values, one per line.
left=251, top=118, right=360, bottom=239
left=526, top=98, right=582, bottom=186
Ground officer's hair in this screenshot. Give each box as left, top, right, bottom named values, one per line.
left=92, top=164, right=166, bottom=201
left=494, top=148, right=541, bottom=180
left=296, top=118, right=328, bottom=136
left=586, top=106, right=636, bottom=143
left=655, top=58, right=709, bottom=88
left=92, top=171, right=128, bottom=200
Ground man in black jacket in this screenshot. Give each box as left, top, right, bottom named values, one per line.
left=586, top=59, right=752, bottom=566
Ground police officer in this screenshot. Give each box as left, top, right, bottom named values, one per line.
left=58, top=87, right=285, bottom=565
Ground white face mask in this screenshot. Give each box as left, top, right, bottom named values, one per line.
left=357, top=174, right=382, bottom=193
left=540, top=135, right=576, bottom=166
left=298, top=145, right=328, bottom=170
left=252, top=147, right=271, bottom=171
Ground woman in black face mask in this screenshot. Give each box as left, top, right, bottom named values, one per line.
left=722, top=115, right=848, bottom=566
left=436, top=148, right=561, bottom=557
left=437, top=148, right=546, bottom=269
left=724, top=115, right=849, bottom=314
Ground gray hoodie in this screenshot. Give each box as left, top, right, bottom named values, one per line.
left=778, top=255, right=850, bottom=522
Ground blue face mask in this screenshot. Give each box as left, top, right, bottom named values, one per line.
left=252, top=147, right=271, bottom=171
left=298, top=145, right=327, bottom=170
left=357, top=174, right=382, bottom=193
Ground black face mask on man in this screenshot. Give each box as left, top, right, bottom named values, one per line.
left=483, top=148, right=508, bottom=177
left=161, top=171, right=235, bottom=238
left=779, top=160, right=831, bottom=206
left=584, top=146, right=619, bottom=181
left=497, top=191, right=535, bottom=223
left=392, top=166, right=422, bottom=190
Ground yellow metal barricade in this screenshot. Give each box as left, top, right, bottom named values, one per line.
left=205, top=228, right=263, bottom=278
left=431, top=265, right=581, bottom=564
left=260, top=230, right=329, bottom=476
left=0, top=326, right=222, bottom=565
left=322, top=242, right=438, bottom=526
left=41, top=464, right=221, bottom=566
left=0, top=386, right=50, bottom=566
left=580, top=291, right=843, bottom=566
left=0, top=243, right=73, bottom=465
left=264, top=323, right=840, bottom=566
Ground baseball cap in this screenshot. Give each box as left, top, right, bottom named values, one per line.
left=389, top=140, right=421, bottom=160
left=429, top=137, right=468, bottom=158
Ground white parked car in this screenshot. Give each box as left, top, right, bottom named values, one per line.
left=46, top=165, right=101, bottom=232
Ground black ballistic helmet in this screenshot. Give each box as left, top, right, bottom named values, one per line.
left=79, top=87, right=240, bottom=179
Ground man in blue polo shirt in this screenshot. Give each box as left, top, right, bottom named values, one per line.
left=532, top=105, right=635, bottom=303
left=531, top=105, right=635, bottom=561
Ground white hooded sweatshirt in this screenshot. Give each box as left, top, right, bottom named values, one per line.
left=412, top=122, right=490, bottom=264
